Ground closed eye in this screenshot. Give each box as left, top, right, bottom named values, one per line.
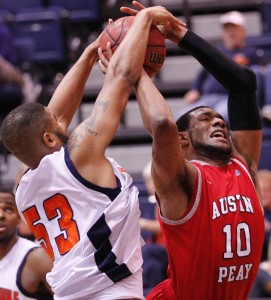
left=200, top=117, right=211, bottom=122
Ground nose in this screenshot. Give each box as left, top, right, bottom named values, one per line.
left=211, top=117, right=225, bottom=128
left=0, top=209, right=5, bottom=219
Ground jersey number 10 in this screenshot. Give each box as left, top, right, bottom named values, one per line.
left=223, top=223, right=251, bottom=259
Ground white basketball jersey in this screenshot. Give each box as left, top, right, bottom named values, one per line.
left=0, top=237, right=38, bottom=299
left=16, top=146, right=144, bottom=300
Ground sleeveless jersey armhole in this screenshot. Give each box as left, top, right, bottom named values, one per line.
left=159, top=166, right=202, bottom=225
left=16, top=247, right=39, bottom=298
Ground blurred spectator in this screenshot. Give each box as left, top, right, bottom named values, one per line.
left=261, top=64, right=271, bottom=126
left=139, top=161, right=163, bottom=244
left=139, top=161, right=168, bottom=297
left=0, top=18, right=18, bottom=64
left=0, top=56, right=24, bottom=121
left=249, top=268, right=271, bottom=298
left=0, top=20, right=40, bottom=123
left=175, top=11, right=262, bottom=124
left=0, top=20, right=24, bottom=122
left=257, top=170, right=271, bottom=292
left=0, top=188, right=53, bottom=299
left=258, top=169, right=271, bottom=261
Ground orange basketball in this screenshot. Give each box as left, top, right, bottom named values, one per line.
left=100, top=16, right=166, bottom=77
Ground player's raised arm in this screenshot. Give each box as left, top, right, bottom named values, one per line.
left=135, top=69, right=197, bottom=220
left=68, top=7, right=178, bottom=186
left=123, top=2, right=262, bottom=170
left=47, top=33, right=103, bottom=131
left=178, top=30, right=262, bottom=171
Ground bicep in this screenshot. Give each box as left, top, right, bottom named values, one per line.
left=66, top=76, right=132, bottom=185
left=151, top=121, right=197, bottom=197
left=152, top=137, right=198, bottom=220
left=231, top=130, right=262, bottom=167
left=28, top=248, right=53, bottom=277
left=151, top=121, right=184, bottom=191
left=21, top=247, right=53, bottom=294
left=151, top=121, right=199, bottom=219
left=69, top=76, right=131, bottom=158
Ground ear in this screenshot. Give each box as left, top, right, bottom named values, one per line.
left=43, top=132, right=57, bottom=148
left=179, top=132, right=189, bottom=146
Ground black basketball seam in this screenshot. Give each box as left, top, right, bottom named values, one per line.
left=102, top=16, right=166, bottom=76
left=102, top=31, right=118, bottom=52
left=119, top=16, right=129, bottom=45
left=104, top=16, right=128, bottom=50
left=143, top=64, right=156, bottom=72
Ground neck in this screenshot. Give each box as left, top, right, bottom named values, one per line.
left=0, top=235, right=18, bottom=259
left=21, top=153, right=43, bottom=170
left=188, top=151, right=231, bottom=166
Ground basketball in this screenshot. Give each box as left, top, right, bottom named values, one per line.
left=100, top=16, right=166, bottom=77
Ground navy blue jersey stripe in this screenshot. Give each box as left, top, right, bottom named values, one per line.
left=17, top=247, right=54, bottom=299
left=88, top=214, right=132, bottom=283
left=64, top=145, right=121, bottom=201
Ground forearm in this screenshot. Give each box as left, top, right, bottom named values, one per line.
left=179, top=30, right=261, bottom=131
left=92, top=11, right=156, bottom=143
left=93, top=10, right=156, bottom=147
left=107, top=10, right=154, bottom=86
left=179, top=30, right=256, bottom=92
left=90, top=11, right=155, bottom=150
left=135, top=71, right=173, bottom=136
left=48, top=42, right=99, bottom=128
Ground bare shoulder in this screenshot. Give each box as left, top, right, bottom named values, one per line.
left=27, top=246, right=53, bottom=272
left=15, top=163, right=29, bottom=189
left=21, top=246, right=53, bottom=295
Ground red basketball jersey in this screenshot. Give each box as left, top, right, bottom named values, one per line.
left=149, top=157, right=264, bottom=300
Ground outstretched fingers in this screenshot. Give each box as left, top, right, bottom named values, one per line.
left=120, top=6, right=138, bottom=16
left=169, top=14, right=186, bottom=27
left=149, top=7, right=185, bottom=28
left=98, top=58, right=107, bottom=74
left=120, top=0, right=145, bottom=15
left=121, top=2, right=186, bottom=28
left=132, top=1, right=145, bottom=10
left=98, top=42, right=112, bottom=74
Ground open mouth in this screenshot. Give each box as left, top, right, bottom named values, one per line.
left=0, top=224, right=6, bottom=232
left=210, top=130, right=226, bottom=139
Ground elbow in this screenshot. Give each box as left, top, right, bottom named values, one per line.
left=232, top=66, right=257, bottom=91
left=243, top=67, right=257, bottom=90
left=151, top=115, right=176, bottom=135
left=107, top=61, right=139, bottom=88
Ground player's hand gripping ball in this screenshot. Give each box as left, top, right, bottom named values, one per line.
left=100, top=16, right=166, bottom=77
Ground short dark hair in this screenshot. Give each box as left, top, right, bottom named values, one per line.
left=0, top=188, right=14, bottom=197
left=176, top=106, right=210, bottom=131
left=1, top=102, right=47, bottom=155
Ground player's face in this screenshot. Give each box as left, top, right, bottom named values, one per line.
left=45, top=108, right=69, bottom=149
left=188, top=108, right=232, bottom=159
left=0, top=193, right=20, bottom=243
